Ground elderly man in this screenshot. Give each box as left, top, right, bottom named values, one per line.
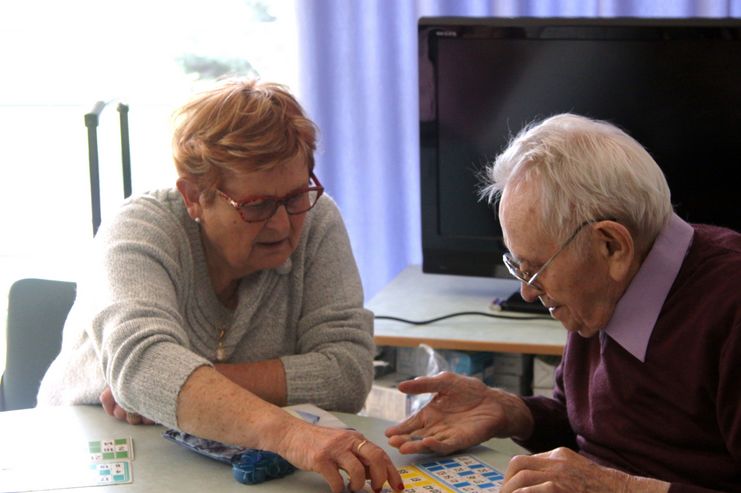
left=385, top=114, right=740, bottom=493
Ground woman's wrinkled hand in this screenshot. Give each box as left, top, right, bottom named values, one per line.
left=274, top=419, right=404, bottom=493
left=384, top=371, right=532, bottom=455
left=99, top=386, right=155, bottom=425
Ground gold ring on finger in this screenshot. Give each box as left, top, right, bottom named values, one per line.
left=356, top=439, right=368, bottom=454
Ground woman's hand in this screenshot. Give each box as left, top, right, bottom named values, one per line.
left=99, top=386, right=155, bottom=425
left=384, top=372, right=533, bottom=455
left=501, top=447, right=670, bottom=493
left=274, top=419, right=404, bottom=493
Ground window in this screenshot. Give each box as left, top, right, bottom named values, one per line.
left=0, top=0, right=298, bottom=374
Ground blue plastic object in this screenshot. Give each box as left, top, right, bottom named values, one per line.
left=231, top=449, right=296, bottom=484
left=162, top=429, right=296, bottom=485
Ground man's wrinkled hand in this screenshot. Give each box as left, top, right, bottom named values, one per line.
left=501, top=447, right=670, bottom=493
left=385, top=372, right=529, bottom=455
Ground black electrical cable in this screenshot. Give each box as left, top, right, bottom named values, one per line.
left=374, top=311, right=549, bottom=325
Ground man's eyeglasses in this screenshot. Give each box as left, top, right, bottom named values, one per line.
left=502, top=220, right=600, bottom=286
left=216, top=172, right=324, bottom=223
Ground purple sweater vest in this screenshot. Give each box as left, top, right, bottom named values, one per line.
left=519, top=224, right=741, bottom=493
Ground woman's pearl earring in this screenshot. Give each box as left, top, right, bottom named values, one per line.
left=194, top=217, right=201, bottom=224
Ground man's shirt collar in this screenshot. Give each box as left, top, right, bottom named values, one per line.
left=603, top=213, right=694, bottom=362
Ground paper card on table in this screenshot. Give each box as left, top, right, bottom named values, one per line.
left=283, top=403, right=351, bottom=429
left=88, top=437, right=135, bottom=461
left=0, top=460, right=132, bottom=492
left=0, top=437, right=134, bottom=492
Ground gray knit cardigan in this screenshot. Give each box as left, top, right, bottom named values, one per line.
left=37, top=189, right=374, bottom=429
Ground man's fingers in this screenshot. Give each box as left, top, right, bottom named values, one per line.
left=386, top=435, right=405, bottom=448
left=395, top=374, right=448, bottom=395
left=389, top=428, right=457, bottom=455
left=505, top=447, right=573, bottom=481
left=397, top=440, right=433, bottom=455
left=504, top=454, right=553, bottom=483
left=500, top=469, right=550, bottom=493
left=387, top=429, right=428, bottom=451
left=385, top=413, right=425, bottom=437
left=398, top=435, right=458, bottom=455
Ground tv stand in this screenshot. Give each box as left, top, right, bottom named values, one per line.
left=368, top=265, right=565, bottom=356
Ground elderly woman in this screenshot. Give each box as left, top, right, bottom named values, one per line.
left=38, top=79, right=403, bottom=493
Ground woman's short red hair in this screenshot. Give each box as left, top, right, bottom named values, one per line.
left=172, top=78, right=318, bottom=194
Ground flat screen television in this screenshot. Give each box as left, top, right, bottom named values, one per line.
left=419, top=17, right=741, bottom=279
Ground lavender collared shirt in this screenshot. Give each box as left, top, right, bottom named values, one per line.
left=602, top=213, right=694, bottom=362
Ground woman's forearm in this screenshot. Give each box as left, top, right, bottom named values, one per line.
left=176, top=365, right=289, bottom=451
left=214, top=359, right=287, bottom=406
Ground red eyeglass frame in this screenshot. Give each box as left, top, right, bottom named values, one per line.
left=215, top=172, right=324, bottom=223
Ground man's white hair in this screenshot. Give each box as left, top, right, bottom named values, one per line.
left=481, top=113, right=673, bottom=254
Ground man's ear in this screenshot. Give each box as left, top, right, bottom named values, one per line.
left=593, top=220, right=635, bottom=282
left=176, top=178, right=203, bottom=221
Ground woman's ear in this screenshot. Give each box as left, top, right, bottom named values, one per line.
left=176, top=178, right=203, bottom=221
left=593, top=220, right=636, bottom=282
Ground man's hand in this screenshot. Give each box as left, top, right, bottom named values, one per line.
left=99, top=386, right=155, bottom=425
left=384, top=372, right=533, bottom=455
left=501, top=447, right=671, bottom=493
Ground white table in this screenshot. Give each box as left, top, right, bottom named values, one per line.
left=0, top=405, right=526, bottom=492
left=369, top=266, right=566, bottom=356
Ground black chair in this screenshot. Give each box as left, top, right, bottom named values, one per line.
left=0, top=278, right=76, bottom=411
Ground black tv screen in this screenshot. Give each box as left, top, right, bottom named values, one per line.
left=420, top=17, right=741, bottom=278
